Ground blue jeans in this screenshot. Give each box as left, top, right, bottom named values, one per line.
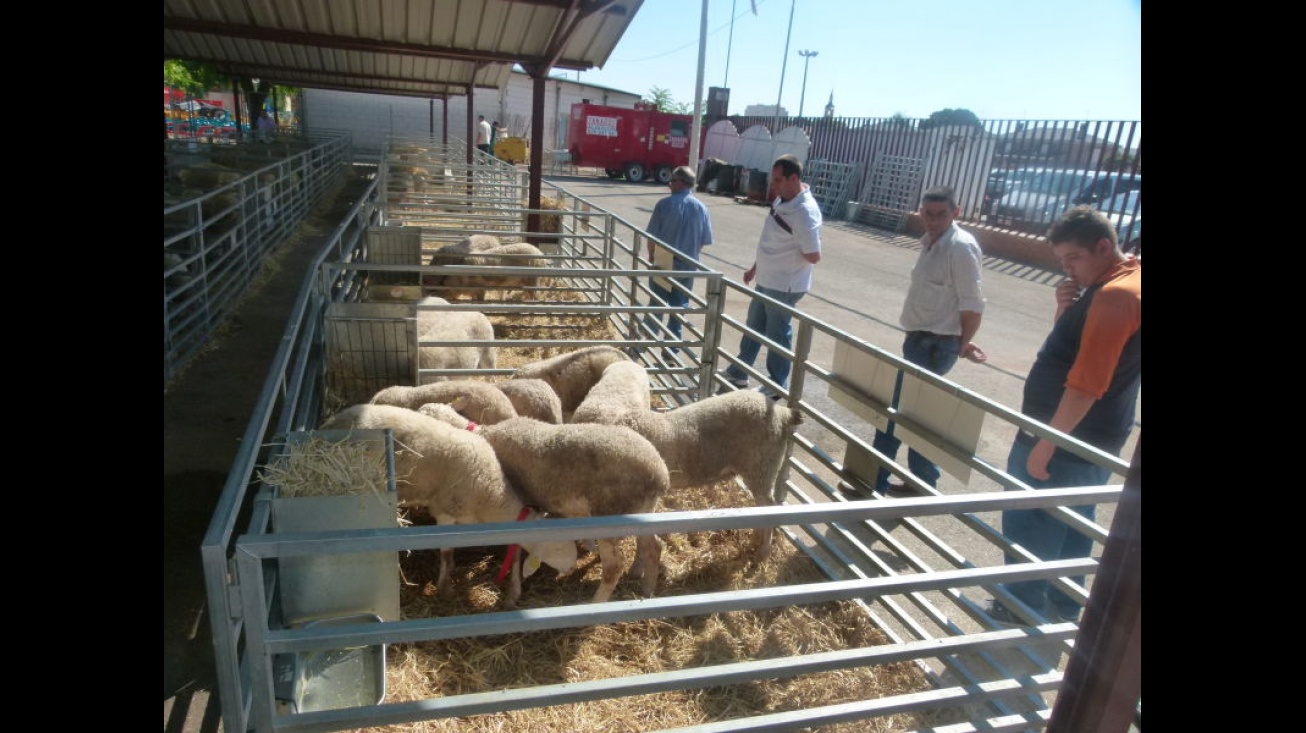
left=872, top=331, right=961, bottom=492
left=999, top=438, right=1108, bottom=617
left=724, top=286, right=806, bottom=388
left=644, top=277, right=690, bottom=341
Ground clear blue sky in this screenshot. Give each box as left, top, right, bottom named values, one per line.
left=558, top=0, right=1141, bottom=121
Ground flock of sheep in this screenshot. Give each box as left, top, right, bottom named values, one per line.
left=320, top=344, right=804, bottom=607
left=420, top=233, right=550, bottom=302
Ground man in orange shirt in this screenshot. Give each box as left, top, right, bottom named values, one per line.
left=989, top=205, right=1141, bottom=626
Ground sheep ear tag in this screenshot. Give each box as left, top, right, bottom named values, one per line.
left=522, top=552, right=542, bottom=578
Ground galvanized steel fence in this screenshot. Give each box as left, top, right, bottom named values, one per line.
left=196, top=143, right=1135, bottom=732
left=163, top=132, right=355, bottom=387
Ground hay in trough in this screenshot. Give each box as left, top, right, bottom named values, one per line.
left=258, top=435, right=390, bottom=500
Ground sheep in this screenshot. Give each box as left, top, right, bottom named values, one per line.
left=571, top=362, right=806, bottom=564
left=319, top=403, right=577, bottom=608
left=427, top=234, right=502, bottom=262
left=425, top=241, right=549, bottom=301
left=570, top=360, right=653, bottom=422
left=418, top=401, right=670, bottom=603
left=415, top=296, right=496, bottom=379
left=176, top=162, right=243, bottom=190
left=370, top=380, right=517, bottom=425
left=164, top=250, right=195, bottom=292
left=509, top=345, right=631, bottom=419
left=421, top=235, right=502, bottom=288
left=495, top=378, right=564, bottom=424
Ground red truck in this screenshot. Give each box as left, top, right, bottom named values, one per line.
left=567, top=102, right=694, bottom=183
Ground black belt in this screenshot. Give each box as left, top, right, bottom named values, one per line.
left=908, top=331, right=960, bottom=340
left=1015, top=430, right=1038, bottom=446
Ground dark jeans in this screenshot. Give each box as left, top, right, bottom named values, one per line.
left=872, top=331, right=961, bottom=491
left=644, top=276, right=691, bottom=341
left=723, top=286, right=805, bottom=388
left=1000, top=437, right=1107, bottom=617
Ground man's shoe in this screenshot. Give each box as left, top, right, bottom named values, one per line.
left=755, top=384, right=784, bottom=401
left=884, top=482, right=916, bottom=496
left=1047, top=605, right=1081, bottom=624
left=715, top=373, right=748, bottom=394
left=986, top=603, right=1030, bottom=627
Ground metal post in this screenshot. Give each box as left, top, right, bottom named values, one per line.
left=798, top=50, right=818, bottom=118
left=771, top=0, right=797, bottom=134
left=689, top=0, right=708, bottom=170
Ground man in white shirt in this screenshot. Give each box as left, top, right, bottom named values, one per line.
left=873, top=185, right=987, bottom=494
left=717, top=154, right=822, bottom=399
left=475, top=115, right=492, bottom=155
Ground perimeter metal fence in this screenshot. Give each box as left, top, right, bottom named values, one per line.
left=713, top=115, right=1141, bottom=242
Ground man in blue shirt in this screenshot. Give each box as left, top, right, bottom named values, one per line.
left=642, top=165, right=714, bottom=351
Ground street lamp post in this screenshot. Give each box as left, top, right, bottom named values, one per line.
left=797, top=50, right=818, bottom=118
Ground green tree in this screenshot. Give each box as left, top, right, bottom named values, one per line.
left=643, top=87, right=677, bottom=112
left=641, top=87, right=703, bottom=116
left=920, top=108, right=982, bottom=130
left=164, top=59, right=228, bottom=98
left=165, top=59, right=300, bottom=126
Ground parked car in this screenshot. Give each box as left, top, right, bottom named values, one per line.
left=992, top=169, right=1142, bottom=234
left=981, top=167, right=1042, bottom=217
left=1096, top=189, right=1141, bottom=251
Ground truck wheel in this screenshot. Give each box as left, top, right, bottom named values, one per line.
left=655, top=165, right=674, bottom=184
left=605, top=168, right=623, bottom=179
left=624, top=162, right=646, bottom=183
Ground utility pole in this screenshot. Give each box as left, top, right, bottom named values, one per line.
left=771, top=0, right=797, bottom=133
left=689, top=0, right=708, bottom=170
left=797, top=50, right=818, bottom=118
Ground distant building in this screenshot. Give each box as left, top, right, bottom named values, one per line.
left=743, top=103, right=787, bottom=117
left=824, top=92, right=835, bottom=118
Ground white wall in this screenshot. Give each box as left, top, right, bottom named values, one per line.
left=302, top=71, right=641, bottom=159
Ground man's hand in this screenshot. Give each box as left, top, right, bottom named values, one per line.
left=1055, top=279, right=1081, bottom=311
left=962, top=342, right=987, bottom=363
left=1026, top=439, right=1055, bottom=481
left=743, top=264, right=757, bottom=285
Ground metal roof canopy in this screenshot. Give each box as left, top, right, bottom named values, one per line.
left=164, top=0, right=646, bottom=235
left=164, top=0, right=644, bottom=99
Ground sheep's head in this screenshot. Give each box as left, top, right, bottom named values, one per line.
left=521, top=539, right=579, bottom=578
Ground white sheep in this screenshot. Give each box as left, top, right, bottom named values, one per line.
left=370, top=380, right=517, bottom=425
left=427, top=234, right=502, bottom=263
left=418, top=401, right=669, bottom=603
left=427, top=241, right=550, bottom=302
left=319, top=403, right=577, bottom=608
left=509, top=345, right=631, bottom=419
left=164, top=250, right=195, bottom=292
left=415, top=296, right=496, bottom=379
left=495, top=378, right=564, bottom=424
left=570, top=361, right=653, bottom=421
left=571, top=362, right=806, bottom=564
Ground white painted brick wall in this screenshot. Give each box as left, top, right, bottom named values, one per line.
left=302, top=71, right=640, bottom=159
